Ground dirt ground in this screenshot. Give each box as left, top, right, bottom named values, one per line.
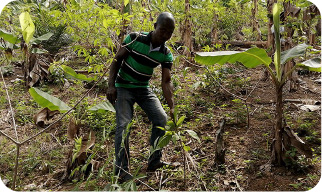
left=0, top=60, right=321, bottom=191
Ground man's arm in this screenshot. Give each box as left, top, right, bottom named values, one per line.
left=106, top=47, right=129, bottom=105
left=161, top=67, right=175, bottom=120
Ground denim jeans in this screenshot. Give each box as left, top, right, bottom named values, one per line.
left=114, top=87, right=167, bottom=175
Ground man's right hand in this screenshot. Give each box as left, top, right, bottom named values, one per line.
left=106, top=86, right=117, bottom=105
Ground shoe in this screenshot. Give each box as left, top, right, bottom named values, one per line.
left=147, top=161, right=180, bottom=172
left=117, top=172, right=133, bottom=184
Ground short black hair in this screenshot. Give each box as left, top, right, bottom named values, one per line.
left=156, top=12, right=175, bottom=26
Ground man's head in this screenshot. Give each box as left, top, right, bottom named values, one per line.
left=152, top=12, right=175, bottom=46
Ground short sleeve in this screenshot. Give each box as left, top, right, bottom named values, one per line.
left=122, top=32, right=138, bottom=52
left=161, top=52, right=173, bottom=70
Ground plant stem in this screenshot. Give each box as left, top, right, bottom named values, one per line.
left=12, top=144, right=20, bottom=190
left=272, top=84, right=284, bottom=165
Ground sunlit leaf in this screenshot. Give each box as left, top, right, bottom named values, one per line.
left=176, top=115, right=186, bottom=127
left=0, top=29, right=20, bottom=44
left=281, top=44, right=309, bottom=65
left=124, top=0, right=130, bottom=7
left=29, top=87, right=71, bottom=112
left=297, top=58, right=321, bottom=72
left=185, top=129, right=201, bottom=143
left=61, top=65, right=95, bottom=82
left=195, top=48, right=271, bottom=68
left=88, top=101, right=115, bottom=113
left=31, top=32, right=54, bottom=44
left=182, top=142, right=191, bottom=152
left=19, top=12, right=35, bottom=44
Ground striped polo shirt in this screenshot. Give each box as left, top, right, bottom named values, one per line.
left=115, top=32, right=173, bottom=88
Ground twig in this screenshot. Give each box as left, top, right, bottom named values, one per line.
left=0, top=67, right=19, bottom=141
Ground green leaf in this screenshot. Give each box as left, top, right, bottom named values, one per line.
left=281, top=44, right=309, bottom=65
left=0, top=29, right=20, bottom=44
left=88, top=101, right=115, bottom=113
left=61, top=65, right=95, bottom=82
left=182, top=142, right=191, bottom=152
left=29, top=87, right=71, bottom=112
left=31, top=32, right=54, bottom=44
left=157, top=134, right=172, bottom=149
left=167, top=120, right=176, bottom=130
left=176, top=115, right=186, bottom=127
left=297, top=58, right=321, bottom=72
left=184, top=130, right=201, bottom=143
left=124, top=0, right=130, bottom=7
left=19, top=12, right=35, bottom=44
left=195, top=48, right=271, bottom=68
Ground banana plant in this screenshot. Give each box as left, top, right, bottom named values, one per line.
left=195, top=3, right=320, bottom=166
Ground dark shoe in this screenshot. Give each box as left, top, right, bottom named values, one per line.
left=147, top=161, right=180, bottom=172
left=118, top=172, right=133, bottom=184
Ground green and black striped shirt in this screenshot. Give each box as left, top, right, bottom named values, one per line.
left=115, top=32, right=173, bottom=88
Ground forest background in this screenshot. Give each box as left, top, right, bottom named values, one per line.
left=0, top=0, right=321, bottom=191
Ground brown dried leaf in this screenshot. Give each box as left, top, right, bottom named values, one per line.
left=28, top=53, right=51, bottom=87
left=33, top=107, right=60, bottom=127
left=67, top=116, right=80, bottom=140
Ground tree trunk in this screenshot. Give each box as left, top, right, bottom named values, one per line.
left=252, top=0, right=261, bottom=41
left=271, top=84, right=284, bottom=165
left=211, top=1, right=218, bottom=45
left=182, top=0, right=193, bottom=65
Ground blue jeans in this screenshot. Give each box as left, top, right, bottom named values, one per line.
left=114, top=87, right=167, bottom=175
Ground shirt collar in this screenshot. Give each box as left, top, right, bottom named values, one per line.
left=147, top=31, right=165, bottom=53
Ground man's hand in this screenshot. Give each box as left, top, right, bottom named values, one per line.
left=106, top=86, right=117, bottom=105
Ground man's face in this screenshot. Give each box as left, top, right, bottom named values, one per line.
left=154, top=21, right=175, bottom=45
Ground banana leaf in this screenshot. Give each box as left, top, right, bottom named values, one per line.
left=0, top=29, right=20, bottom=44
left=281, top=44, right=309, bottom=65
left=195, top=47, right=272, bottom=68
left=29, top=87, right=71, bottom=112
left=88, top=101, right=115, bottom=113
left=19, top=12, right=35, bottom=44
left=297, top=58, right=321, bottom=72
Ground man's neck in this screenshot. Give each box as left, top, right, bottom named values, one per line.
left=150, top=31, right=162, bottom=48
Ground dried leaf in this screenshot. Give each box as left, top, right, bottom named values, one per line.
left=67, top=116, right=80, bottom=140
left=33, top=107, right=60, bottom=127
left=28, top=54, right=51, bottom=87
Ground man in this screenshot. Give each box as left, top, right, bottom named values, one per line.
left=106, top=12, right=175, bottom=182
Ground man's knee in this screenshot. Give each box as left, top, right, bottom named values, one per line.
left=154, top=111, right=168, bottom=127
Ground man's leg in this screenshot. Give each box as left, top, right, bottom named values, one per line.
left=114, top=88, right=135, bottom=176
left=136, top=88, right=167, bottom=166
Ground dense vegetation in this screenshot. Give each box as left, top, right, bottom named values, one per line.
left=0, top=0, right=321, bottom=191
